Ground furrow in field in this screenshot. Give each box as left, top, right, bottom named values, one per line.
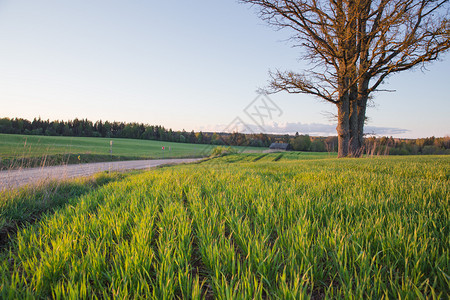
left=0, top=154, right=448, bottom=298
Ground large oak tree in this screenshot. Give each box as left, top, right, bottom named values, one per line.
left=241, top=0, right=450, bottom=157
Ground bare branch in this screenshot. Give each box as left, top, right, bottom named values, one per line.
left=240, top=0, right=450, bottom=156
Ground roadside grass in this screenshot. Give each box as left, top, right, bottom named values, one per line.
left=0, top=154, right=448, bottom=298
left=0, top=172, right=130, bottom=250
left=0, top=133, right=264, bottom=169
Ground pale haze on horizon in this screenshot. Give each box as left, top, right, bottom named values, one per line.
left=0, top=1, right=449, bottom=139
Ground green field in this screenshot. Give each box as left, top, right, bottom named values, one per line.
left=1, top=153, right=448, bottom=298
left=0, top=133, right=264, bottom=169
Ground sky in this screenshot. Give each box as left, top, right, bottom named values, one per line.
left=0, top=1, right=449, bottom=138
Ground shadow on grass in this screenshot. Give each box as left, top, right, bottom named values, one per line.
left=0, top=172, right=129, bottom=250
left=0, top=154, right=150, bottom=171
left=1, top=153, right=208, bottom=171
left=252, top=153, right=268, bottom=162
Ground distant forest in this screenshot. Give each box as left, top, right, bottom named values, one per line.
left=0, top=117, right=449, bottom=155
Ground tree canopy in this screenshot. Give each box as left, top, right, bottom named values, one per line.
left=241, top=0, right=450, bottom=157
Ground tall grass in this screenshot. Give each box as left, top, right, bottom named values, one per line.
left=1, top=153, right=448, bottom=298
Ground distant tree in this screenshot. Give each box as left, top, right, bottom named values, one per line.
left=103, top=121, right=111, bottom=137
left=151, top=126, right=159, bottom=139
left=72, top=119, right=80, bottom=136
left=94, top=120, right=103, bottom=136
left=141, top=126, right=152, bottom=140
left=22, top=119, right=32, bottom=132
left=196, top=131, right=204, bottom=144
left=256, top=133, right=272, bottom=146
left=311, top=139, right=326, bottom=152
left=189, top=130, right=196, bottom=143
left=241, top=0, right=450, bottom=157
left=180, top=130, right=188, bottom=143
left=292, top=134, right=311, bottom=151
left=211, top=132, right=219, bottom=144
left=434, top=136, right=450, bottom=149
left=229, top=132, right=247, bottom=146
left=10, top=118, right=20, bottom=134
left=202, top=132, right=212, bottom=144
left=0, top=118, right=12, bottom=133
left=31, top=128, right=44, bottom=135
left=83, top=119, right=94, bottom=137
left=32, top=117, right=43, bottom=131
left=211, top=133, right=226, bottom=145
left=139, top=124, right=146, bottom=139
left=158, top=126, right=167, bottom=141
left=122, top=124, right=132, bottom=138
left=55, top=121, right=65, bottom=135
left=325, top=136, right=338, bottom=152
left=167, top=129, right=174, bottom=141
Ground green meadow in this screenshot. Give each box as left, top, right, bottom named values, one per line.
left=1, top=153, right=448, bottom=298
left=0, top=134, right=263, bottom=169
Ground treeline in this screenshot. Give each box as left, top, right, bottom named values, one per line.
left=0, top=117, right=448, bottom=155
left=364, top=136, right=450, bottom=155
left=288, top=134, right=450, bottom=155
left=0, top=117, right=276, bottom=147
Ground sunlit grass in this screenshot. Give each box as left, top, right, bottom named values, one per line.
left=1, top=154, right=448, bottom=298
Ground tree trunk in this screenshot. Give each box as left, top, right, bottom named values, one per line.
left=357, top=77, right=370, bottom=153
left=336, top=97, right=350, bottom=158
left=349, top=98, right=360, bottom=157
left=345, top=0, right=359, bottom=157
left=357, top=96, right=368, bottom=150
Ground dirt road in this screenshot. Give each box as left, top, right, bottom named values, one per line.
left=0, top=158, right=203, bottom=191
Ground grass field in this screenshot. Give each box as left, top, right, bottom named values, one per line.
left=0, top=133, right=264, bottom=169
left=0, top=153, right=448, bottom=298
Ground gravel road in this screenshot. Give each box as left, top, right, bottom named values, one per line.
left=0, top=158, right=203, bottom=191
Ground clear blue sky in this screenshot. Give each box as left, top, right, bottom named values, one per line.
left=0, top=1, right=449, bottom=138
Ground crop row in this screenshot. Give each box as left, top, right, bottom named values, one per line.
left=1, top=154, right=448, bottom=298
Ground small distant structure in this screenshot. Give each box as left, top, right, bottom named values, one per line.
left=269, top=143, right=292, bottom=151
